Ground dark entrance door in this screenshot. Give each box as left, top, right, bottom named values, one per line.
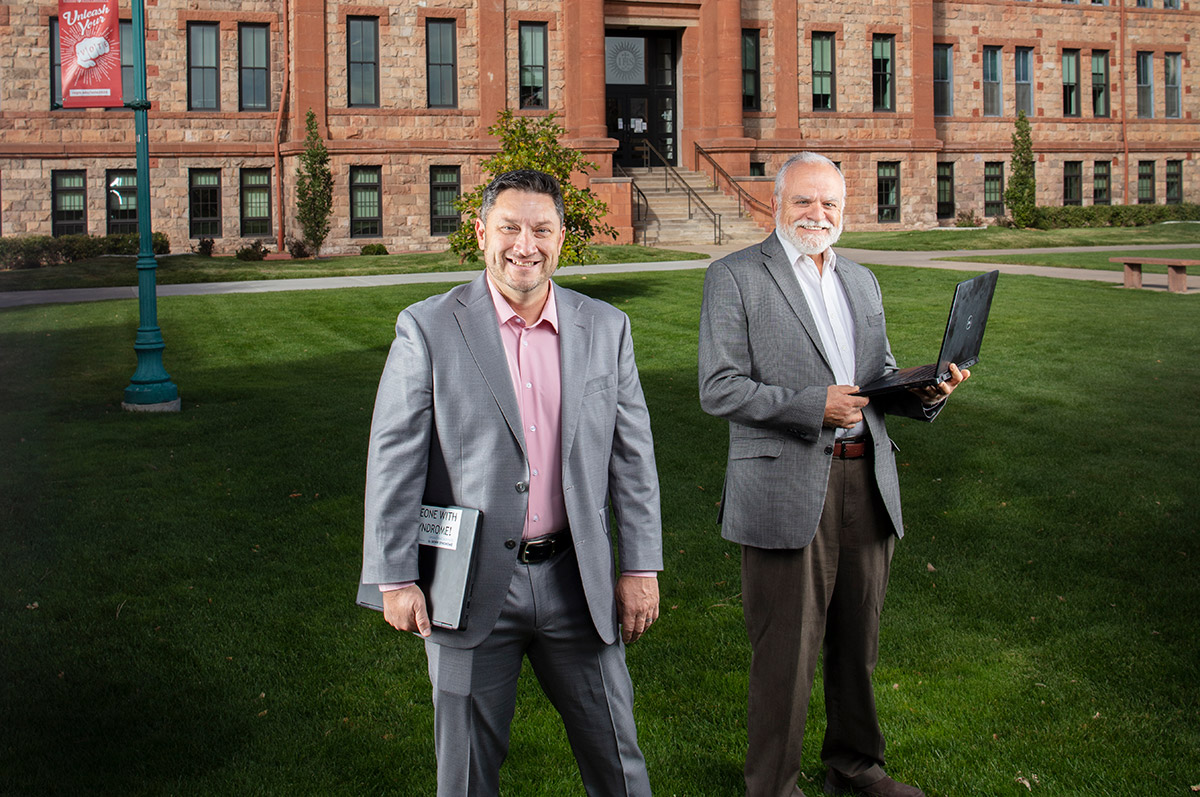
left=605, top=31, right=678, bottom=167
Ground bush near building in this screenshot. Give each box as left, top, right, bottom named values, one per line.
left=1035, top=203, right=1200, bottom=229
left=0, top=232, right=170, bottom=270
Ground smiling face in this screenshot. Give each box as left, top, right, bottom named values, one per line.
left=773, top=160, right=846, bottom=258
left=475, top=189, right=566, bottom=314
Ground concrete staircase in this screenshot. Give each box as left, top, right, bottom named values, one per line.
left=625, top=166, right=769, bottom=248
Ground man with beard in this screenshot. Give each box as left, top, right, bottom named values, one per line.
left=697, top=152, right=969, bottom=797
left=363, top=169, right=662, bottom=796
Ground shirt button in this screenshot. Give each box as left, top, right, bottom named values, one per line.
left=532, top=468, right=539, bottom=476
left=532, top=514, right=540, bottom=523
left=525, top=382, right=532, bottom=389
left=529, top=425, right=536, bottom=432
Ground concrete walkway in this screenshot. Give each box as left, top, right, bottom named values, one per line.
left=2, top=241, right=1198, bottom=309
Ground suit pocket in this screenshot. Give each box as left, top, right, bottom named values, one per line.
left=865, top=308, right=885, bottom=327
left=729, top=437, right=784, bottom=460
left=584, top=373, right=616, bottom=396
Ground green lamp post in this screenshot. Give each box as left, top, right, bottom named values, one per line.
left=122, top=0, right=180, bottom=412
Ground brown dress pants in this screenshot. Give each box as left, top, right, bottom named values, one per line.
left=741, top=455, right=895, bottom=797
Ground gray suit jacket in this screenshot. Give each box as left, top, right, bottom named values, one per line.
left=362, top=274, right=663, bottom=649
left=698, top=233, right=940, bottom=550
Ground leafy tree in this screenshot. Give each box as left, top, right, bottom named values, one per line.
left=1004, top=110, right=1038, bottom=228
left=449, top=110, right=616, bottom=265
left=295, top=109, right=333, bottom=257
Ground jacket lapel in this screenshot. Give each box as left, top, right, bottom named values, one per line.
left=556, top=285, right=592, bottom=465
left=761, top=234, right=835, bottom=373
left=454, top=275, right=526, bottom=455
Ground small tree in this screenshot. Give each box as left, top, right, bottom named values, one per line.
left=295, top=109, right=333, bottom=257
left=448, top=110, right=617, bottom=265
left=1004, top=110, right=1038, bottom=228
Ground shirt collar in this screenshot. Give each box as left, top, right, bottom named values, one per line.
left=775, top=229, right=838, bottom=276
left=485, top=273, right=560, bottom=333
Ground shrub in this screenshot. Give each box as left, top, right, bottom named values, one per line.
left=235, top=240, right=270, bottom=261
left=360, top=243, right=389, bottom=256
left=295, top=109, right=333, bottom=257
left=0, top=236, right=51, bottom=269
left=1004, top=111, right=1038, bottom=228
left=191, top=238, right=215, bottom=257
left=955, top=210, right=983, bottom=228
left=285, top=236, right=310, bottom=259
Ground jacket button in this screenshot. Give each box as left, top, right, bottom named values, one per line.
left=505, top=539, right=517, bottom=550
left=515, top=481, right=528, bottom=493
left=824, top=445, right=834, bottom=455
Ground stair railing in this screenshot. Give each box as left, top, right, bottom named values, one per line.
left=613, top=161, right=651, bottom=245
left=694, top=143, right=772, bottom=221
left=640, top=139, right=722, bottom=245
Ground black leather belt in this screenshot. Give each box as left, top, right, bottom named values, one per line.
left=832, top=438, right=868, bottom=459
left=517, top=529, right=572, bottom=564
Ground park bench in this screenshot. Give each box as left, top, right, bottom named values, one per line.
left=1109, top=257, right=1198, bottom=294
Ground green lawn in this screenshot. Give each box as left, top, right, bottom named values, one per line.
left=0, top=244, right=708, bottom=292
left=2, top=268, right=1197, bottom=795
left=938, top=247, right=1200, bottom=273
left=838, top=223, right=1200, bottom=251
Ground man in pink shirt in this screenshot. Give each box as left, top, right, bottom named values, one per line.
left=362, top=170, right=662, bottom=796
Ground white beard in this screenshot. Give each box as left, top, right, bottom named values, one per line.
left=778, top=217, right=843, bottom=256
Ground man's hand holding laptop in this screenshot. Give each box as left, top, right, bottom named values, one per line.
left=910, top=362, right=971, bottom=407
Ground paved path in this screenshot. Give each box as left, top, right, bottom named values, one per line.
left=2, top=242, right=1198, bottom=308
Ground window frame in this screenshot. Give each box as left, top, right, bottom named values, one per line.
left=1164, top=52, right=1181, bottom=119
left=350, top=166, right=383, bottom=238
left=51, top=169, right=88, bottom=237
left=876, top=161, right=901, bottom=223
left=519, top=22, right=549, bottom=110
left=430, top=166, right=462, bottom=237
left=1137, top=161, right=1156, bottom=204
left=1062, top=161, right=1083, bottom=206
left=934, top=44, right=953, bottom=117
left=348, top=16, right=380, bottom=108
left=937, top=162, right=955, bottom=219
left=983, top=46, right=1002, bottom=117
left=105, top=169, right=139, bottom=235
left=1136, top=52, right=1154, bottom=118
left=984, top=162, right=1005, bottom=218
left=741, top=29, right=761, bottom=112
left=871, top=35, right=896, bottom=113
left=1165, top=160, right=1182, bottom=205
left=239, top=168, right=272, bottom=238
left=189, top=169, right=222, bottom=239
left=1093, top=161, right=1111, bottom=205
left=1015, top=47, right=1034, bottom=117
left=1062, top=50, right=1081, bottom=117
left=239, top=23, right=270, bottom=112
left=811, top=32, right=836, bottom=112
left=426, top=18, right=458, bottom=109
left=187, top=21, right=220, bottom=111
left=1091, top=50, right=1109, bottom=118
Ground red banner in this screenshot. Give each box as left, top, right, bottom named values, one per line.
left=59, top=0, right=123, bottom=108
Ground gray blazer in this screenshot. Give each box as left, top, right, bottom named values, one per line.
left=362, top=274, right=663, bottom=649
left=698, top=233, right=940, bottom=550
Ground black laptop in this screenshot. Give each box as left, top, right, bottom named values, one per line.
left=855, top=270, right=998, bottom=397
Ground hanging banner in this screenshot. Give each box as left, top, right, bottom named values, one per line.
left=59, top=0, right=123, bottom=108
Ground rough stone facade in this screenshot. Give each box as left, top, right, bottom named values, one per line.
left=0, top=0, right=1195, bottom=253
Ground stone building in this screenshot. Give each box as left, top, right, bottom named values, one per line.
left=0, top=0, right=1194, bottom=254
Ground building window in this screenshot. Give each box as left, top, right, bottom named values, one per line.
left=937, top=163, right=955, bottom=219
left=741, top=29, right=761, bottom=111
left=1165, top=53, right=1181, bottom=119
left=1136, top=0, right=1151, bottom=6
left=240, top=168, right=271, bottom=237
left=426, top=19, right=457, bottom=109
left=872, top=35, right=895, bottom=112
left=50, top=18, right=61, bottom=108
left=1062, top=50, right=1080, bottom=117
left=239, top=24, right=270, bottom=111
left=1166, top=160, right=1182, bottom=204
left=984, top=162, right=1005, bottom=217
left=350, top=166, right=382, bottom=237
left=1015, top=47, right=1034, bottom=117
left=1063, top=162, right=1082, bottom=206
left=983, top=46, right=1002, bottom=117
left=189, top=169, right=221, bottom=238
left=877, top=162, right=900, bottom=222
left=348, top=17, right=379, bottom=108
left=1091, top=51, right=1109, bottom=117
left=1093, top=161, right=1111, bottom=205
left=1138, top=161, right=1155, bottom=204
left=1163, top=0, right=1179, bottom=8
left=188, top=22, right=219, bottom=111
left=1136, top=52, right=1154, bottom=118
left=52, top=170, right=87, bottom=236
left=430, top=166, right=461, bottom=237
left=934, top=44, right=953, bottom=116
left=519, top=22, right=548, bottom=110
left=812, top=32, right=836, bottom=112
left=106, top=170, right=138, bottom=235
left=120, top=21, right=133, bottom=106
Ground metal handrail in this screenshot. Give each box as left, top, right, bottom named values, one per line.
left=694, top=143, right=772, bottom=220
left=613, top=162, right=650, bottom=245
left=640, top=139, right=722, bottom=245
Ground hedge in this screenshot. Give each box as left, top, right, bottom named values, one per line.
left=0, top=232, right=170, bottom=270
left=1034, top=203, right=1200, bottom=229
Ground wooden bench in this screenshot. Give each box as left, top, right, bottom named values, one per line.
left=1109, top=257, right=1199, bottom=294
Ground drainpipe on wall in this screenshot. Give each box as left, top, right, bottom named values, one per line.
left=1118, top=0, right=1129, bottom=204
left=274, top=0, right=291, bottom=253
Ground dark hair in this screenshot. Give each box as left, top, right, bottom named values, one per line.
left=479, top=170, right=566, bottom=227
